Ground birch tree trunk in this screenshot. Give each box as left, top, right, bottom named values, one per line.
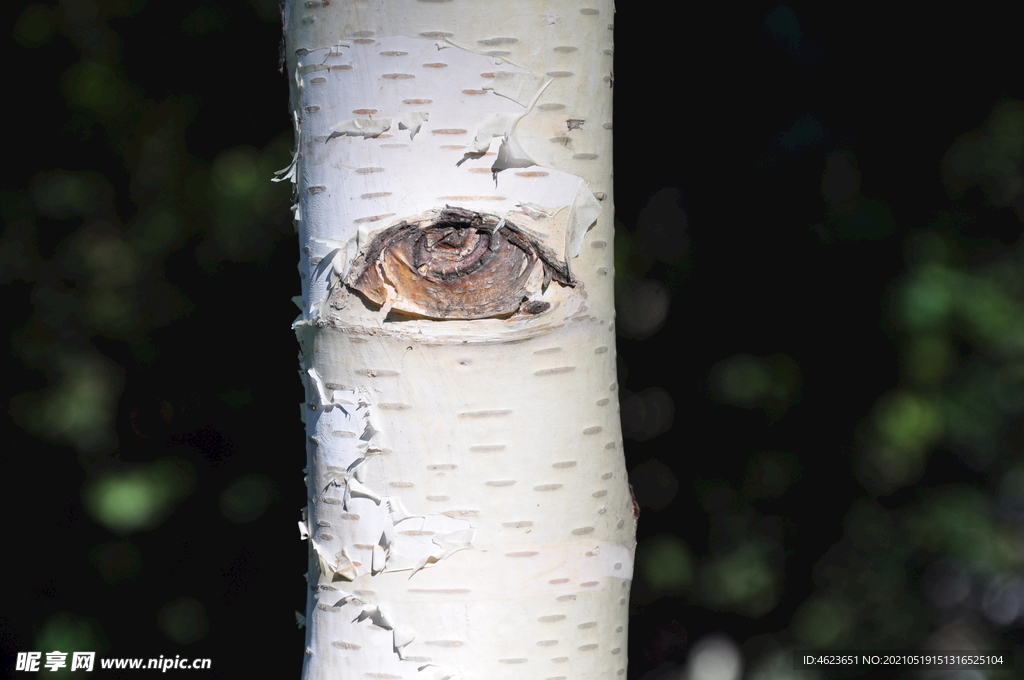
left=281, top=2, right=634, bottom=678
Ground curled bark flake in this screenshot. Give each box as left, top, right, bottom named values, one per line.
left=347, top=208, right=573, bottom=319
left=520, top=300, right=551, bottom=315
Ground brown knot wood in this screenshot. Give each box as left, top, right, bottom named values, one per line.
left=346, top=208, right=573, bottom=319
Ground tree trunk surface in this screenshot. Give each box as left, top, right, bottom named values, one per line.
left=283, top=2, right=633, bottom=678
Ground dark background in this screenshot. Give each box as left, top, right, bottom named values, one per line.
left=2, top=2, right=1023, bottom=679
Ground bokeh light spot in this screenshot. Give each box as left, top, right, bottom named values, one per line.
left=629, top=459, right=679, bottom=511
left=83, top=458, right=195, bottom=534
left=709, top=354, right=801, bottom=415
left=621, top=387, right=674, bottom=441
left=793, top=596, right=851, bottom=647
left=686, top=634, right=743, bottom=680
left=874, top=391, right=943, bottom=451
left=220, top=473, right=274, bottom=523
left=641, top=534, right=693, bottom=591
left=14, top=4, right=54, bottom=47
left=743, top=451, right=799, bottom=499
left=616, top=279, right=670, bottom=339
left=31, top=171, right=106, bottom=218
left=712, top=355, right=772, bottom=406
left=89, top=541, right=143, bottom=584
left=701, top=543, right=779, bottom=616
left=902, top=267, right=953, bottom=330
left=36, top=613, right=105, bottom=668
left=26, top=353, right=122, bottom=453
left=157, top=598, right=208, bottom=644
left=63, top=61, right=129, bottom=115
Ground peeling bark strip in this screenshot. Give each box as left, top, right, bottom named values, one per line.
left=347, top=208, right=572, bottom=319
left=284, top=1, right=631, bottom=679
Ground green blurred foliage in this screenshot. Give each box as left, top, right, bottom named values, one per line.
left=709, top=354, right=801, bottom=417
left=1, top=0, right=293, bottom=464
left=35, top=613, right=107, bottom=675
left=156, top=597, right=208, bottom=645
left=641, top=535, right=694, bottom=592
left=743, top=452, right=800, bottom=500
left=83, top=457, right=195, bottom=534
left=89, top=540, right=143, bottom=584
left=220, top=473, right=276, bottom=523
left=633, top=96, right=1024, bottom=675
left=699, top=540, right=780, bottom=617
left=793, top=595, right=852, bottom=647
left=2, top=3, right=295, bottom=664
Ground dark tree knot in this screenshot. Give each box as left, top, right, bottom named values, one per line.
left=346, top=207, right=573, bottom=319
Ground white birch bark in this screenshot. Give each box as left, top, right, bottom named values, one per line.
left=281, top=2, right=633, bottom=679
